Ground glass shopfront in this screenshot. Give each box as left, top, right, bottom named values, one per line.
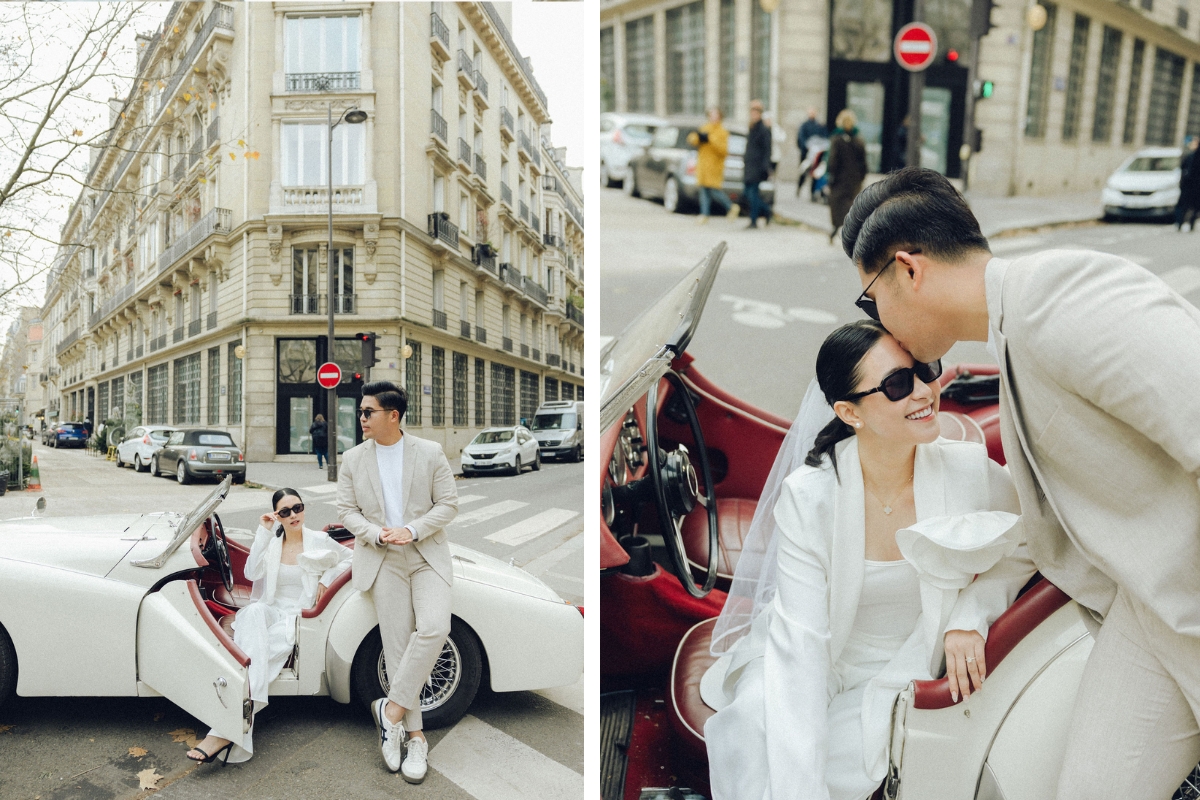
left=275, top=336, right=364, bottom=456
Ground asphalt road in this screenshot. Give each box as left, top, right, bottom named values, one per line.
left=0, top=443, right=582, bottom=800
left=600, top=186, right=1200, bottom=417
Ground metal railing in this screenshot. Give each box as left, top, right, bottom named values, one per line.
left=501, top=107, right=514, bottom=135
left=431, top=109, right=448, bottom=143
left=458, top=138, right=472, bottom=164
left=521, top=343, right=529, bottom=358
left=333, top=294, right=356, bottom=314
left=475, top=326, right=487, bottom=344
left=136, top=344, right=144, bottom=358
left=427, top=213, right=459, bottom=248
left=460, top=320, right=472, bottom=338
left=432, top=309, right=447, bottom=330
left=126, top=350, right=133, bottom=362
left=475, top=154, right=487, bottom=181
left=500, top=263, right=524, bottom=291
left=282, top=186, right=364, bottom=208
left=173, top=326, right=184, bottom=343
left=525, top=280, right=548, bottom=306
left=519, top=201, right=528, bottom=222
left=473, top=244, right=497, bottom=273
left=531, top=215, right=541, bottom=234
left=501, top=182, right=512, bottom=206
left=93, top=280, right=135, bottom=328
left=207, top=115, right=220, bottom=147
left=56, top=328, right=80, bottom=356
left=547, top=353, right=561, bottom=368
left=518, top=130, right=532, bottom=156
left=172, top=156, right=186, bottom=183
left=157, top=208, right=231, bottom=276
left=189, top=145, right=201, bottom=167
left=430, top=12, right=450, bottom=51
left=457, top=50, right=475, bottom=84
left=532, top=348, right=541, bottom=362
left=290, top=294, right=321, bottom=315
left=502, top=337, right=513, bottom=352
left=569, top=362, right=576, bottom=374
left=150, top=334, right=166, bottom=352
left=544, top=233, right=561, bottom=248
left=475, top=71, right=489, bottom=101
left=188, top=319, right=201, bottom=337
left=531, top=146, right=542, bottom=169
left=285, top=72, right=361, bottom=92
left=566, top=303, right=583, bottom=326
left=207, top=310, right=217, bottom=330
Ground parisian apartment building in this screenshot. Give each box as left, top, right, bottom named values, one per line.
left=0, top=307, right=44, bottom=429
left=39, top=0, right=585, bottom=461
left=601, top=0, right=1200, bottom=196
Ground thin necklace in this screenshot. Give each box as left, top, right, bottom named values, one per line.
left=864, top=473, right=913, bottom=515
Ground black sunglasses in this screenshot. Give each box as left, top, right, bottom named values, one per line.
left=359, top=407, right=383, bottom=419
left=855, top=249, right=922, bottom=321
left=275, top=503, right=305, bottom=518
left=843, top=360, right=943, bottom=402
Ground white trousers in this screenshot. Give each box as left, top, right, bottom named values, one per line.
left=1056, top=588, right=1200, bottom=800
left=705, top=658, right=882, bottom=800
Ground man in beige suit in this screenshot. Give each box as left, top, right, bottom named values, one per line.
left=840, top=168, right=1200, bottom=799
left=337, top=381, right=458, bottom=784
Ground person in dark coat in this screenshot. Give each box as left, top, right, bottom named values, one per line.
left=796, top=108, right=827, bottom=197
left=744, top=100, right=774, bottom=229
left=827, top=109, right=869, bottom=245
left=894, top=115, right=911, bottom=169
left=310, top=414, right=328, bottom=468
left=1175, top=136, right=1200, bottom=231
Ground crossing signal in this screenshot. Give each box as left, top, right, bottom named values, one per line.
left=356, top=332, right=380, bottom=368
left=974, top=79, right=995, bottom=99
left=970, top=0, right=998, bottom=39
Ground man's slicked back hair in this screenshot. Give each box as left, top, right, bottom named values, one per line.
left=840, top=167, right=990, bottom=274
left=362, top=380, right=408, bottom=422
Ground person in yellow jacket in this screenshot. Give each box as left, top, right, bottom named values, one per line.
left=687, top=107, right=741, bottom=223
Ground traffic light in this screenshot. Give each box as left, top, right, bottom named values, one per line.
left=946, top=49, right=960, bottom=63
left=356, top=332, right=379, bottom=383
left=970, top=0, right=997, bottom=39
left=974, top=79, right=995, bottom=99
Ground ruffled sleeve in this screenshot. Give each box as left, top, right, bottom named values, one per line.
left=894, top=510, right=1021, bottom=590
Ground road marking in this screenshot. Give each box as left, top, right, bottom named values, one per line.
left=485, top=508, right=580, bottom=546
left=453, top=500, right=529, bottom=526
left=1160, top=265, right=1200, bottom=297
left=457, top=494, right=486, bottom=506
left=719, top=293, right=838, bottom=329
left=429, top=715, right=582, bottom=800
left=521, top=532, right=583, bottom=575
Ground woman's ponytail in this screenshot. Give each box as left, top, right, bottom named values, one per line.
left=805, top=416, right=856, bottom=474
left=806, top=319, right=888, bottom=477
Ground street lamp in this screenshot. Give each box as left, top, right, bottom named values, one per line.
left=326, top=104, right=367, bottom=482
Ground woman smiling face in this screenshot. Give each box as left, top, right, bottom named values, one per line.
left=274, top=493, right=305, bottom=534
left=833, top=334, right=942, bottom=447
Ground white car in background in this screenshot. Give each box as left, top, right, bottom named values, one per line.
left=601, top=111, right=667, bottom=188
left=114, top=425, right=176, bottom=472
left=460, top=426, right=541, bottom=476
left=1101, top=146, right=1182, bottom=220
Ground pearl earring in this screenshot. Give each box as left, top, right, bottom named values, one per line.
left=855, top=423, right=862, bottom=428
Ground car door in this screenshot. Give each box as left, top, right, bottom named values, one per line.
left=162, top=431, right=185, bottom=471
left=122, top=427, right=145, bottom=460
left=644, top=126, right=679, bottom=198
left=137, top=579, right=251, bottom=742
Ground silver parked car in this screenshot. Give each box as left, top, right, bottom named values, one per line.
left=460, top=426, right=541, bottom=477
left=601, top=112, right=667, bottom=188
left=1101, top=146, right=1182, bottom=220
left=151, top=428, right=246, bottom=485
left=115, top=425, right=177, bottom=472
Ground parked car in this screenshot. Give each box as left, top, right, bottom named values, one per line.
left=597, top=244, right=1200, bottom=800
left=601, top=111, right=667, bottom=188
left=115, top=425, right=177, bottom=472
left=530, top=400, right=584, bottom=462
left=0, top=478, right=583, bottom=739
left=623, top=116, right=775, bottom=214
left=460, top=426, right=540, bottom=476
left=151, top=428, right=246, bottom=485
left=1101, top=146, right=1182, bottom=220
left=45, top=423, right=88, bottom=449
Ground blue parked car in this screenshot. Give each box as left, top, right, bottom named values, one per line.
left=49, top=423, right=88, bottom=449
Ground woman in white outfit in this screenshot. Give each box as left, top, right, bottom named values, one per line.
left=186, top=487, right=352, bottom=765
left=703, top=320, right=1036, bottom=800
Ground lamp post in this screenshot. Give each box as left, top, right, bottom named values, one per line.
left=326, top=103, right=368, bottom=483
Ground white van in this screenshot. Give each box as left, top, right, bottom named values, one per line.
left=528, top=401, right=584, bottom=462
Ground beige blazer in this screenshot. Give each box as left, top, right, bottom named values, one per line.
left=336, top=433, right=459, bottom=590
left=986, top=251, right=1200, bottom=636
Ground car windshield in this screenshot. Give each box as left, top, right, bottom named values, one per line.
left=196, top=433, right=236, bottom=447
left=600, top=243, right=726, bottom=433
left=1126, top=155, right=1180, bottom=171
left=473, top=430, right=514, bottom=444
left=149, top=431, right=171, bottom=441
left=131, top=477, right=232, bottom=570
left=533, top=413, right=576, bottom=431
left=624, top=124, right=656, bottom=145
left=59, top=424, right=84, bottom=432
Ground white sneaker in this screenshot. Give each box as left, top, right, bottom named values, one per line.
left=402, top=736, right=429, bottom=784
left=371, top=698, right=405, bottom=773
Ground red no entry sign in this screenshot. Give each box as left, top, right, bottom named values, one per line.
left=317, top=361, right=342, bottom=389
left=894, top=22, right=938, bottom=72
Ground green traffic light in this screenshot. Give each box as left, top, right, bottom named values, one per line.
left=981, top=80, right=994, bottom=99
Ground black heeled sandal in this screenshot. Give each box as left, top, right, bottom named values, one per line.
left=187, top=741, right=234, bottom=766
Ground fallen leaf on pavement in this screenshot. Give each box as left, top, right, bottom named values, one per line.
left=0, top=724, right=13, bottom=733
left=137, top=768, right=162, bottom=790
left=128, top=746, right=147, bottom=758
left=167, top=728, right=195, bottom=744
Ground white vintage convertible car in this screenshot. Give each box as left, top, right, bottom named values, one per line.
left=0, top=479, right=583, bottom=745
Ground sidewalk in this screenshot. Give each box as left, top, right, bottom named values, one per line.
left=772, top=174, right=1103, bottom=239
left=246, top=459, right=337, bottom=492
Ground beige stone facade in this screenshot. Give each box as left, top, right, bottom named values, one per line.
left=41, top=1, right=584, bottom=461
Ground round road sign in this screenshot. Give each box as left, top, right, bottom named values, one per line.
left=894, top=22, right=937, bottom=72
left=317, top=361, right=342, bottom=389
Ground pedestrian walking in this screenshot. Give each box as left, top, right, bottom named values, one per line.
left=1175, top=136, right=1200, bottom=231
left=827, top=109, right=868, bottom=245
left=744, top=100, right=774, bottom=229
left=687, top=107, right=741, bottom=223
left=796, top=107, right=827, bottom=197
left=310, top=414, right=328, bottom=469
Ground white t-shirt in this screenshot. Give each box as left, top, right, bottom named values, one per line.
left=375, top=437, right=414, bottom=542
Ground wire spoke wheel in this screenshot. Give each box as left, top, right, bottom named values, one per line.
left=376, top=637, right=463, bottom=713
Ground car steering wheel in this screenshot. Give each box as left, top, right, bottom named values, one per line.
left=645, top=370, right=719, bottom=598
left=204, top=516, right=234, bottom=593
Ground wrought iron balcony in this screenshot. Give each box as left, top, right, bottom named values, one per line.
left=500, top=263, right=524, bottom=291
left=173, top=326, right=184, bottom=343
left=207, top=311, right=217, bottom=330
left=566, top=303, right=583, bottom=326
left=521, top=343, right=529, bottom=358
left=500, top=182, right=513, bottom=206
left=569, top=362, right=576, bottom=374
left=472, top=244, right=497, bottom=274
left=433, top=309, right=447, bottom=330
left=157, top=208, right=231, bottom=277
left=136, top=344, right=144, bottom=358
left=430, top=12, right=450, bottom=59
left=502, top=337, right=513, bottom=353
left=475, top=326, right=487, bottom=344
left=431, top=109, right=448, bottom=144
left=500, top=107, right=514, bottom=140
left=189, top=145, right=201, bottom=167
left=188, top=319, right=201, bottom=337
left=532, top=348, right=541, bottom=362
left=474, top=71, right=489, bottom=102
left=519, top=201, right=528, bottom=222
left=427, top=212, right=459, bottom=249
left=518, top=130, right=532, bottom=158
left=531, top=216, right=541, bottom=234
left=475, top=154, right=487, bottom=181
left=333, top=294, right=356, bottom=314
left=460, top=320, right=472, bottom=338
left=172, top=156, right=186, bottom=183
left=285, top=72, right=361, bottom=92
left=547, top=353, right=561, bottom=368
left=524, top=280, right=548, bottom=307
left=127, top=350, right=133, bottom=362
left=151, top=334, right=167, bottom=352
left=207, top=115, right=220, bottom=148
left=290, top=294, right=322, bottom=315
left=56, top=328, right=80, bottom=356
left=457, top=50, right=475, bottom=87
left=458, top=138, right=472, bottom=165
left=544, top=233, right=562, bottom=248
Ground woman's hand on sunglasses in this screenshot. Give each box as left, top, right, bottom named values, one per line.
left=260, top=512, right=278, bottom=530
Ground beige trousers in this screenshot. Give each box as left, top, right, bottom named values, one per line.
left=1057, top=589, right=1200, bottom=800
left=371, top=543, right=452, bottom=732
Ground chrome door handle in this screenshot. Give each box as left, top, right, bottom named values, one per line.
left=213, top=676, right=228, bottom=708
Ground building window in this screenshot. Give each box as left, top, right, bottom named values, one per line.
left=406, top=340, right=423, bottom=425
left=666, top=2, right=705, bottom=115
left=601, top=27, right=616, bottom=112
left=431, top=346, right=445, bottom=427
left=1061, top=14, right=1090, bottom=141
left=1124, top=39, right=1147, bottom=145
left=147, top=364, right=169, bottom=425
left=453, top=352, right=468, bottom=427
left=474, top=357, right=485, bottom=426
left=174, top=353, right=201, bottom=425
left=544, top=376, right=558, bottom=401
left=278, top=339, right=317, bottom=383
left=1092, top=26, right=1123, bottom=143
left=98, top=382, right=109, bottom=424
left=208, top=347, right=221, bottom=424
left=719, top=0, right=736, bottom=118
left=1146, top=46, right=1186, bottom=146
left=562, top=382, right=575, bottom=402
left=519, top=370, right=539, bottom=425
left=282, top=122, right=364, bottom=185
left=111, top=376, right=125, bottom=423
left=227, top=342, right=243, bottom=423
left=625, top=16, right=655, bottom=113
left=127, top=371, right=143, bottom=425
left=1024, top=2, right=1057, bottom=138
left=284, top=15, right=362, bottom=87
left=292, top=248, right=319, bottom=314
left=751, top=4, right=772, bottom=108
left=490, top=363, right=515, bottom=426
left=831, top=0, right=892, bottom=62
left=334, top=248, right=354, bottom=313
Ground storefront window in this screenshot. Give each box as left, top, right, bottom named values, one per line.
left=227, top=343, right=243, bottom=423
left=278, top=339, right=317, bottom=384
left=831, top=0, right=892, bottom=62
